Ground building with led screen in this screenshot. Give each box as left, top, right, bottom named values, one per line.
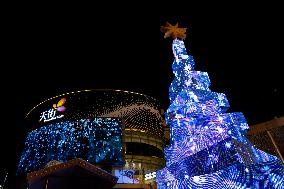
left=17, top=89, right=165, bottom=188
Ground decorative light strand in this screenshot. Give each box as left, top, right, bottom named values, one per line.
left=17, top=118, right=123, bottom=174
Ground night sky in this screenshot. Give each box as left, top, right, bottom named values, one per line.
left=2, top=3, right=283, bottom=181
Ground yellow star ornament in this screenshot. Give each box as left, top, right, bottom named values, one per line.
left=160, top=22, right=187, bottom=39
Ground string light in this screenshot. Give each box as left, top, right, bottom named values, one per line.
left=17, top=118, right=123, bottom=174
left=25, top=89, right=164, bottom=137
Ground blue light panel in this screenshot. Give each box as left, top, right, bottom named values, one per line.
left=17, top=118, right=123, bottom=174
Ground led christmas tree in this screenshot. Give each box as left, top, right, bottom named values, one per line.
left=156, top=22, right=284, bottom=189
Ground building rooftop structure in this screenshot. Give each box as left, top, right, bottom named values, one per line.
left=27, top=158, right=118, bottom=189
left=247, top=116, right=284, bottom=163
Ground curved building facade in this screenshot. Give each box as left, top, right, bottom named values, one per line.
left=17, top=89, right=165, bottom=186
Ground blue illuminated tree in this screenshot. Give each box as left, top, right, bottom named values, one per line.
left=156, top=22, right=284, bottom=189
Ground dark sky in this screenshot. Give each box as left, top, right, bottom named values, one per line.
left=2, top=3, right=284, bottom=179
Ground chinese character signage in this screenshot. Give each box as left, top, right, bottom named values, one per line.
left=39, top=98, right=66, bottom=122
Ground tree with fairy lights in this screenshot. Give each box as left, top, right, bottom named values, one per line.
left=156, top=22, right=284, bottom=189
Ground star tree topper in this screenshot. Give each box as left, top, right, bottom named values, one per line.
left=160, top=22, right=187, bottom=39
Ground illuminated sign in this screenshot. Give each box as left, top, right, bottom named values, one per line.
left=145, top=171, right=156, bottom=180
left=39, top=98, right=66, bottom=122
left=115, top=170, right=140, bottom=184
